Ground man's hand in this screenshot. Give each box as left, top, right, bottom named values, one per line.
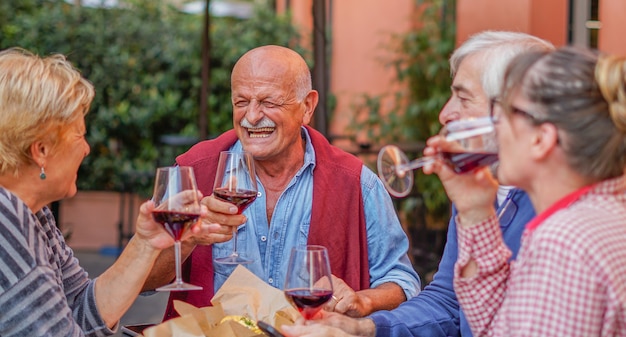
left=323, top=275, right=367, bottom=317
left=322, top=275, right=406, bottom=317
left=183, top=194, right=247, bottom=245
left=422, top=134, right=498, bottom=226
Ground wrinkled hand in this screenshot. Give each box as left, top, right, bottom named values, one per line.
left=184, top=194, right=248, bottom=246
left=281, top=324, right=355, bottom=337
left=322, top=275, right=368, bottom=318
left=281, top=312, right=367, bottom=337
left=422, top=135, right=497, bottom=224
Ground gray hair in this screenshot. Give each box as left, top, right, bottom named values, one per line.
left=450, top=31, right=554, bottom=98
left=502, top=46, right=626, bottom=180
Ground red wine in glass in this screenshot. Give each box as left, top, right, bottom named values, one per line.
left=213, top=151, right=258, bottom=265
left=284, top=288, right=334, bottom=319
left=213, top=188, right=257, bottom=214
left=152, top=166, right=203, bottom=291
left=377, top=117, right=498, bottom=197
left=284, top=245, right=333, bottom=320
left=442, top=151, right=498, bottom=174
left=152, top=210, right=200, bottom=241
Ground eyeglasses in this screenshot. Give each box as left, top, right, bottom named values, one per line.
left=489, top=98, right=546, bottom=124
left=490, top=97, right=560, bottom=144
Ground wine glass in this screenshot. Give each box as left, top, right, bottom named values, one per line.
left=213, top=151, right=258, bottom=265
left=377, top=117, right=498, bottom=197
left=152, top=166, right=203, bottom=291
left=284, top=245, right=334, bottom=320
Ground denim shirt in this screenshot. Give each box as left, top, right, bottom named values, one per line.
left=211, top=127, right=421, bottom=298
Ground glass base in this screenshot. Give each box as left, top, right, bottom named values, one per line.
left=156, top=281, right=203, bottom=292
left=214, top=253, right=254, bottom=265
left=377, top=145, right=413, bottom=198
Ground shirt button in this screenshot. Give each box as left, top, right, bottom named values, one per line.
left=257, top=191, right=263, bottom=197
left=260, top=236, right=267, bottom=242
left=268, top=278, right=274, bottom=284
left=273, top=232, right=280, bottom=240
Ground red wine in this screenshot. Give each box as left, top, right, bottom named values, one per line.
left=152, top=210, right=199, bottom=240
left=442, top=151, right=498, bottom=174
left=213, top=188, right=257, bottom=214
left=284, top=288, right=333, bottom=319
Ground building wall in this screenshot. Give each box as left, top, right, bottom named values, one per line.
left=456, top=0, right=569, bottom=47
left=457, top=0, right=625, bottom=55
left=278, top=0, right=626, bottom=144
left=277, top=0, right=414, bottom=148
left=598, top=0, right=626, bottom=55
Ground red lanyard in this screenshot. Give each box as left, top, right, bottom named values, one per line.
left=525, top=184, right=595, bottom=234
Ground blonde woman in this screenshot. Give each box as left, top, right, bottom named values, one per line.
left=0, top=48, right=192, bottom=336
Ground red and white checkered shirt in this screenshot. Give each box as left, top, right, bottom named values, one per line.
left=455, top=176, right=626, bottom=337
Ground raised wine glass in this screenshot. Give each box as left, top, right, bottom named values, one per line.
left=284, top=245, right=334, bottom=320
left=213, top=151, right=258, bottom=265
left=152, top=166, right=203, bottom=291
left=377, top=117, right=498, bottom=198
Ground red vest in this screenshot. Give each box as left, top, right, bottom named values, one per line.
left=163, top=126, right=369, bottom=320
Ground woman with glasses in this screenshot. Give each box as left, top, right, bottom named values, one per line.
left=423, top=46, right=626, bottom=336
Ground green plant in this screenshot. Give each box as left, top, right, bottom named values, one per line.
left=1, top=0, right=302, bottom=196
left=349, top=0, right=456, bottom=225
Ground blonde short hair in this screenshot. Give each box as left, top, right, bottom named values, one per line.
left=0, top=48, right=94, bottom=175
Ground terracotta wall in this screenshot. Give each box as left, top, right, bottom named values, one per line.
left=329, top=0, right=415, bottom=145
left=598, top=0, right=626, bottom=55
left=456, top=0, right=568, bottom=47
left=278, top=0, right=626, bottom=144
left=276, top=0, right=415, bottom=148
left=457, top=0, right=626, bottom=55
left=59, top=191, right=142, bottom=251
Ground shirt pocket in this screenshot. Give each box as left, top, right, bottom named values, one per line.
left=297, top=222, right=310, bottom=246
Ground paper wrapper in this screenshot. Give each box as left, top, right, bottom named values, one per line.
left=142, top=265, right=299, bottom=337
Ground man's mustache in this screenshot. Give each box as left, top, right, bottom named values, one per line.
left=240, top=118, right=276, bottom=128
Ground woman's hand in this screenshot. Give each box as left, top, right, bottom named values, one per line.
left=133, top=190, right=216, bottom=250
left=132, top=199, right=177, bottom=250
left=281, top=311, right=376, bottom=337
left=281, top=324, right=355, bottom=337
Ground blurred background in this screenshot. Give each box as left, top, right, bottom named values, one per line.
left=1, top=0, right=624, bottom=304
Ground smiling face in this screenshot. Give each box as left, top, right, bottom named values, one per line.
left=439, top=53, right=490, bottom=126
left=41, top=115, right=90, bottom=201
left=230, top=46, right=317, bottom=162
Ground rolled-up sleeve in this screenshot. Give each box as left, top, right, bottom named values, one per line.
left=361, top=167, right=421, bottom=298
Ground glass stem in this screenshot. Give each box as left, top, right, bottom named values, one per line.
left=174, top=240, right=183, bottom=285
left=231, top=227, right=239, bottom=257
left=400, top=155, right=436, bottom=173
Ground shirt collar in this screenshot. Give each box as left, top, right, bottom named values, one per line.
left=301, top=126, right=316, bottom=174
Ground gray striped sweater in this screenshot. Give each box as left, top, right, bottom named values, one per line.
left=0, top=188, right=113, bottom=336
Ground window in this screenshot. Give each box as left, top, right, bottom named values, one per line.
left=569, top=0, right=600, bottom=48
